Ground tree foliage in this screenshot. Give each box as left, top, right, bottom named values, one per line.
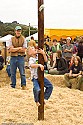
left=0, top=21, right=38, bottom=37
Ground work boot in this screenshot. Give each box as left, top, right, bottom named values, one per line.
left=22, top=85, right=27, bottom=90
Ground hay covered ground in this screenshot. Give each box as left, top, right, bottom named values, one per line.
left=0, top=69, right=83, bottom=125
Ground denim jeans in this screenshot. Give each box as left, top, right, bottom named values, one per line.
left=6, top=65, right=11, bottom=77
left=10, top=56, right=26, bottom=88
left=32, top=77, right=53, bottom=102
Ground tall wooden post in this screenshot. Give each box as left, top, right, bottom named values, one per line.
left=3, top=42, right=7, bottom=65
left=38, top=0, right=44, bottom=120
left=29, top=23, right=30, bottom=36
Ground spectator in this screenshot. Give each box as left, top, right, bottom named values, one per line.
left=6, top=56, right=11, bottom=77
left=72, top=43, right=78, bottom=55
left=77, top=39, right=83, bottom=63
left=62, top=37, right=73, bottom=67
left=48, top=50, right=68, bottom=75
left=6, top=26, right=27, bottom=89
left=64, top=56, right=82, bottom=89
left=0, top=50, right=4, bottom=70
left=50, top=39, right=62, bottom=62
left=28, top=36, right=37, bottom=48
left=69, top=54, right=76, bottom=69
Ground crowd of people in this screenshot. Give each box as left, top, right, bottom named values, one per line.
left=0, top=25, right=83, bottom=106
left=44, top=36, right=83, bottom=90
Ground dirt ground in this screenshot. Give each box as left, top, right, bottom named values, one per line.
left=0, top=77, right=83, bottom=125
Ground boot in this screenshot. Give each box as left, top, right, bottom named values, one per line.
left=22, top=85, right=27, bottom=90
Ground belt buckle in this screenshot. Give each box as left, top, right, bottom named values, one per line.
left=18, top=53, right=21, bottom=56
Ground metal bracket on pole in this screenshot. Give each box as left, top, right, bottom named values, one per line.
left=39, top=4, right=44, bottom=12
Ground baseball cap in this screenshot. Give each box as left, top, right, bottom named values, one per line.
left=66, top=37, right=71, bottom=40
left=15, top=26, right=22, bottom=30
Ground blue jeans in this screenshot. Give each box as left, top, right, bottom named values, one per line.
left=6, top=65, right=11, bottom=77
left=10, top=56, right=26, bottom=88
left=32, top=77, right=53, bottom=102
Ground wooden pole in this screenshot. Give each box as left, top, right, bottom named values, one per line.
left=3, top=42, right=7, bottom=65
left=38, top=0, right=44, bottom=120
left=29, top=23, right=30, bottom=36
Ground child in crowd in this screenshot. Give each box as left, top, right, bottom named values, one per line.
left=0, top=50, right=4, bottom=70
left=27, top=46, right=53, bottom=106
left=48, top=50, right=68, bottom=75
left=64, top=56, right=82, bottom=89
left=68, top=54, right=76, bottom=69
left=6, top=56, right=11, bottom=77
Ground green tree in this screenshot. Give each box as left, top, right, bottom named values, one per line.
left=0, top=21, right=38, bottom=37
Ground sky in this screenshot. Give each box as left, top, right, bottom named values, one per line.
left=0, top=0, right=83, bottom=29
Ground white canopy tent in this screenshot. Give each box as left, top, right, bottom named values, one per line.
left=25, top=32, right=38, bottom=41
left=0, top=34, right=13, bottom=42
left=0, top=34, right=13, bottom=65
